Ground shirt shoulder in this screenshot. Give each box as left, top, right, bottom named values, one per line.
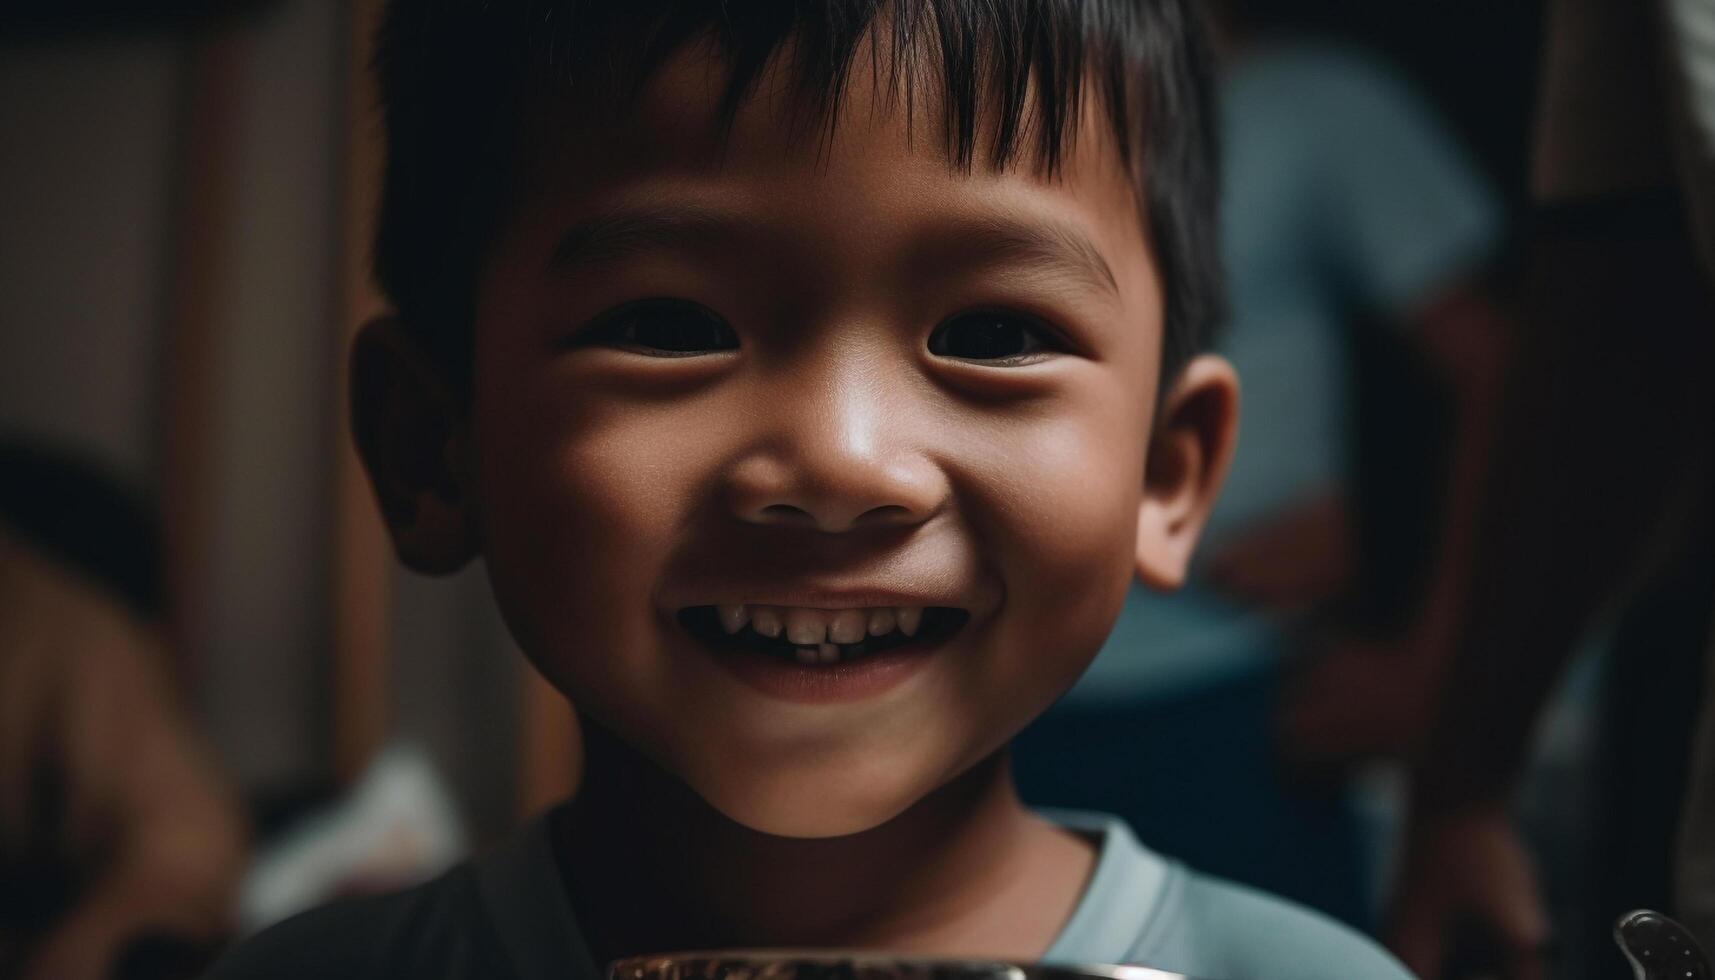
left=202, top=865, right=514, bottom=980
left=1041, top=810, right=1410, bottom=980
left=1137, top=866, right=1415, bottom=980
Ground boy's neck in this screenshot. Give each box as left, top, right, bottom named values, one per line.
left=554, top=726, right=1097, bottom=966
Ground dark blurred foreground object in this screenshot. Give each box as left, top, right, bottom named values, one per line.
left=1386, top=0, right=1715, bottom=976
left=0, top=440, right=247, bottom=979
left=1389, top=195, right=1715, bottom=980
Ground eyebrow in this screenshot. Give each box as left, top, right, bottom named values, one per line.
left=544, top=202, right=1121, bottom=299
left=918, top=214, right=1121, bottom=299
left=545, top=203, right=742, bottom=273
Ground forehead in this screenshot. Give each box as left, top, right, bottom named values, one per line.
left=506, top=36, right=1156, bottom=287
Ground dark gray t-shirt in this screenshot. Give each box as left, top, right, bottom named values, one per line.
left=203, top=810, right=1411, bottom=980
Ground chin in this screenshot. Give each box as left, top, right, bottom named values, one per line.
left=687, top=756, right=935, bottom=839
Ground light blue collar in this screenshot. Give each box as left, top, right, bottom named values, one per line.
left=1038, top=809, right=1173, bottom=967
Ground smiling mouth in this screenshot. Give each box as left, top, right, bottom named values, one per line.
left=677, top=605, right=970, bottom=665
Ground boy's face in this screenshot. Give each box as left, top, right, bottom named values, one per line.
left=369, top=42, right=1235, bottom=837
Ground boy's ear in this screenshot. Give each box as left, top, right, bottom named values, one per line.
left=349, top=316, right=479, bottom=575
left=1135, top=354, right=1240, bottom=590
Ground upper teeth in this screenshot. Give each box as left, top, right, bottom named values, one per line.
left=715, top=604, right=926, bottom=643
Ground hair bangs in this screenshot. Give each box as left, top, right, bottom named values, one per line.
left=371, top=0, right=1220, bottom=387
left=510, top=1, right=1149, bottom=180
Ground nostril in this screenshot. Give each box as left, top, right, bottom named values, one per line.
left=755, top=502, right=915, bottom=531
left=758, top=503, right=816, bottom=526
left=854, top=504, right=913, bottom=526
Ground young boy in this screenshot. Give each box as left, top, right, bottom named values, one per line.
left=210, top=2, right=1412, bottom=977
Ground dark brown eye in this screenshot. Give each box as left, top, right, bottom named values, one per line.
left=587, top=300, right=737, bottom=356
left=928, top=311, right=1056, bottom=362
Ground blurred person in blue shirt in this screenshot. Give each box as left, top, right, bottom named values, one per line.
left=1014, top=2, right=1512, bottom=931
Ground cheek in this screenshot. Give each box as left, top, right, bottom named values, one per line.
left=959, top=387, right=1149, bottom=682
left=468, top=350, right=708, bottom=707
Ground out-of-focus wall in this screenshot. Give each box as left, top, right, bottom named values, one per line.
left=191, top=0, right=342, bottom=793
left=0, top=0, right=531, bottom=842
left=0, top=2, right=346, bottom=793
left=0, top=34, right=179, bottom=488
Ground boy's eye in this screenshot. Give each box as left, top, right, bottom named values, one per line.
left=584, top=300, right=738, bottom=356
left=928, top=310, right=1057, bottom=363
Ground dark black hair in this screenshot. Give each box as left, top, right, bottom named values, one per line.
left=372, top=0, right=1222, bottom=389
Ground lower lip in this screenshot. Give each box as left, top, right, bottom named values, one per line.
left=706, top=640, right=941, bottom=704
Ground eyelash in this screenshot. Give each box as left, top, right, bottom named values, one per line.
left=927, top=308, right=1068, bottom=365
left=572, top=298, right=737, bottom=357
left=570, top=298, right=1070, bottom=365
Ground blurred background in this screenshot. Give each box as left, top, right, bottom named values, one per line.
left=1, top=1, right=1711, bottom=978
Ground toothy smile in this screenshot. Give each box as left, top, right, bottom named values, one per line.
left=678, top=604, right=967, bottom=665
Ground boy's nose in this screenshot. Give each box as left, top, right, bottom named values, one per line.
left=723, top=375, right=948, bottom=534
left=727, top=453, right=945, bottom=533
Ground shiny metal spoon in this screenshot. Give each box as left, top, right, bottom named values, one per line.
left=1616, top=910, right=1712, bottom=980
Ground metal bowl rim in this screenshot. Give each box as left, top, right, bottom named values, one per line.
left=606, top=950, right=1202, bottom=980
